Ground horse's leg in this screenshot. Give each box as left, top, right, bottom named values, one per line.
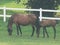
left=53, top=26, right=56, bottom=39
left=36, top=25, right=40, bottom=38
left=35, top=19, right=40, bottom=38
left=18, top=25, right=22, bottom=36
left=45, top=27, right=49, bottom=38
left=16, top=24, right=19, bottom=35
left=43, top=27, right=49, bottom=38
left=31, top=25, right=35, bottom=37
left=43, top=27, right=45, bottom=38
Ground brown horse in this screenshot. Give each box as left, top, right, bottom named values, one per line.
left=7, top=13, right=40, bottom=37
left=40, top=20, right=56, bottom=39
left=32, top=19, right=56, bottom=39
left=31, top=19, right=56, bottom=39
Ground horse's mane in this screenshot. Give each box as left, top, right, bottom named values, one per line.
left=8, top=14, right=14, bottom=27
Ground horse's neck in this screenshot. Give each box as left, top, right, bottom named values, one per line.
left=8, top=19, right=13, bottom=28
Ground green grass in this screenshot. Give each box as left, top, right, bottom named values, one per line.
left=0, top=18, right=60, bottom=45
left=0, top=0, right=28, bottom=15
left=0, top=0, right=60, bottom=45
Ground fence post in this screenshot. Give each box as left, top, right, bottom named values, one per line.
left=39, top=8, right=42, bottom=21
left=3, top=6, right=6, bottom=22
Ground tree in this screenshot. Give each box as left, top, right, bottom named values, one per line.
left=16, top=0, right=20, bottom=4
left=26, top=0, right=60, bottom=17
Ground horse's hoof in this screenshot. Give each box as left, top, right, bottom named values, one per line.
left=37, top=36, right=39, bottom=38
left=31, top=35, right=33, bottom=37
left=47, top=36, right=49, bottom=38
left=20, top=34, right=22, bottom=37
left=54, top=37, right=56, bottom=39
left=43, top=36, right=45, bottom=38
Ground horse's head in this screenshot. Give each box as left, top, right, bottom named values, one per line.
left=8, top=26, right=12, bottom=36
left=7, top=16, right=13, bottom=36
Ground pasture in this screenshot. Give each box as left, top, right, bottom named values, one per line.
left=0, top=0, right=60, bottom=45
left=0, top=18, right=60, bottom=45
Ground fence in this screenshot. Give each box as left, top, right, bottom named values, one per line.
left=0, top=7, right=60, bottom=22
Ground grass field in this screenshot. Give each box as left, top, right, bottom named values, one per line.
left=0, top=0, right=60, bottom=45
left=0, top=18, right=60, bottom=45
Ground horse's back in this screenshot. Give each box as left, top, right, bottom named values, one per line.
left=12, top=14, right=29, bottom=24
left=40, top=20, right=56, bottom=27
left=11, top=14, right=37, bottom=25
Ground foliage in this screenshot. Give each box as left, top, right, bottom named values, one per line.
left=26, top=0, right=60, bottom=17
left=16, top=0, right=21, bottom=4
left=0, top=0, right=28, bottom=15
